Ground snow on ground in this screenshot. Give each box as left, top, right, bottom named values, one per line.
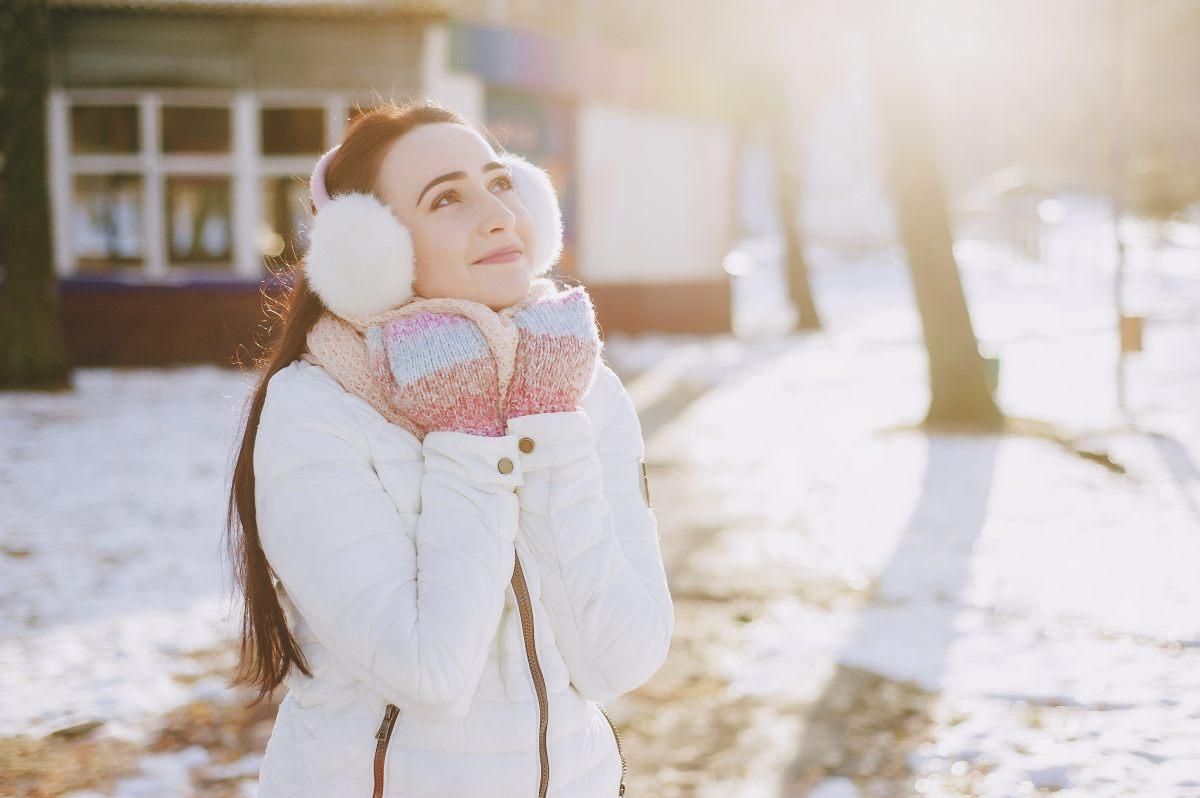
left=1, top=228, right=1198, bottom=796
left=0, top=367, right=254, bottom=744
left=604, top=233, right=1200, bottom=797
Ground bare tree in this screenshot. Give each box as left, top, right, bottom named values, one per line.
left=768, top=89, right=822, bottom=332
left=0, top=0, right=71, bottom=390
left=864, top=7, right=1003, bottom=429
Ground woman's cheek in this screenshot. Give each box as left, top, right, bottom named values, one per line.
left=435, top=217, right=470, bottom=267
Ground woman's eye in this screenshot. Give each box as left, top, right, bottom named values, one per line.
left=431, top=176, right=512, bottom=210
left=431, top=190, right=459, bottom=209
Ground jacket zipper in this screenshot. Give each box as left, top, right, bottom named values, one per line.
left=511, top=551, right=551, bottom=798
left=369, top=555, right=619, bottom=797
left=597, top=703, right=628, bottom=796
left=372, top=702, right=399, bottom=798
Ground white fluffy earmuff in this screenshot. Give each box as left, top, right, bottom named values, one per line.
left=303, top=145, right=563, bottom=319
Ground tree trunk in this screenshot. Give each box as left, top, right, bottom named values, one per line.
left=865, top=10, right=1003, bottom=430
left=0, top=0, right=71, bottom=390
left=776, top=147, right=821, bottom=331
left=767, top=80, right=821, bottom=331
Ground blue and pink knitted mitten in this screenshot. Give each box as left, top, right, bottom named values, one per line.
left=505, top=285, right=603, bottom=421
left=365, top=312, right=507, bottom=437
left=364, top=285, right=603, bottom=438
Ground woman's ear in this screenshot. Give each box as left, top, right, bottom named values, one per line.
left=304, top=192, right=416, bottom=319
left=500, top=151, right=563, bottom=277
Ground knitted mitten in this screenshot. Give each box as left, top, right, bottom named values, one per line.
left=505, top=285, right=603, bottom=421
left=365, top=312, right=506, bottom=437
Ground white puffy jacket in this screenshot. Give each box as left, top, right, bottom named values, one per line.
left=252, top=356, right=674, bottom=798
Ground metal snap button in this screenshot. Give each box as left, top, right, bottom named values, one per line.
left=497, top=457, right=514, bottom=474
left=518, top=437, right=535, bottom=454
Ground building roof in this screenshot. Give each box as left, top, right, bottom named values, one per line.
left=47, top=0, right=448, bottom=17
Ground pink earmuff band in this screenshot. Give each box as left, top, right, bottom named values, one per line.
left=310, top=145, right=341, bottom=212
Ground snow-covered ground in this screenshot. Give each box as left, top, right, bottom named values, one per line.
left=0, top=366, right=254, bottom=741
left=1, top=230, right=1197, bottom=796
left=603, top=231, right=1200, bottom=797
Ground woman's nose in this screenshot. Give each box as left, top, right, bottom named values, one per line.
left=479, top=192, right=517, bottom=233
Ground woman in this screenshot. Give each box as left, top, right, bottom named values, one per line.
left=224, top=98, right=674, bottom=798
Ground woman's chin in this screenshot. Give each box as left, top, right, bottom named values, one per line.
left=471, top=263, right=532, bottom=309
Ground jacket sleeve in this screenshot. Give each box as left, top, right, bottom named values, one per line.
left=253, top=367, right=525, bottom=720
left=506, top=362, right=675, bottom=703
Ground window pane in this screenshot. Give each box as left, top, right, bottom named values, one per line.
left=72, top=174, right=145, bottom=271
left=162, top=106, right=231, bottom=154
left=261, top=108, right=324, bottom=155
left=166, top=177, right=232, bottom=267
left=71, top=105, right=139, bottom=154
left=261, top=176, right=313, bottom=263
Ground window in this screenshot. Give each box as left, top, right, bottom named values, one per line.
left=261, top=108, right=324, bottom=155
left=162, top=106, right=231, bottom=154
left=72, top=174, right=145, bottom=272
left=259, top=105, right=331, bottom=265
left=261, top=176, right=312, bottom=262
left=57, top=92, right=347, bottom=278
left=71, top=105, right=139, bottom=154
left=166, top=176, right=233, bottom=267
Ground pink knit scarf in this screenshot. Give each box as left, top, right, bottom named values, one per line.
left=302, top=277, right=562, bottom=440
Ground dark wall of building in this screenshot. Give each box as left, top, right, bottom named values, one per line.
left=589, top=280, right=731, bottom=336
left=0, top=275, right=730, bottom=367
left=51, top=10, right=424, bottom=92
left=2, top=279, right=285, bottom=367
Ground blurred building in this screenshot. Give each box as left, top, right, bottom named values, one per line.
left=37, top=0, right=740, bottom=365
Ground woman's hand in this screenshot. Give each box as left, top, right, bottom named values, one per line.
left=366, top=312, right=506, bottom=437
left=505, top=285, right=603, bottom=421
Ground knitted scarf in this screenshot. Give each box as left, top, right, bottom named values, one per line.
left=302, top=277, right=562, bottom=441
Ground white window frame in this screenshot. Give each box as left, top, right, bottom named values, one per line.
left=49, top=88, right=345, bottom=282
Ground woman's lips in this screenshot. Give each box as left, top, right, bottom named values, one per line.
left=472, top=249, right=523, bottom=265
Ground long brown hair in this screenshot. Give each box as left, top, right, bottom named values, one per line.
left=224, top=97, right=490, bottom=703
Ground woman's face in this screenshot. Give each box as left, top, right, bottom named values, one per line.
left=376, top=123, right=535, bottom=311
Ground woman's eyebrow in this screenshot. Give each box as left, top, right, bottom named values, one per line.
left=416, top=161, right=507, bottom=207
